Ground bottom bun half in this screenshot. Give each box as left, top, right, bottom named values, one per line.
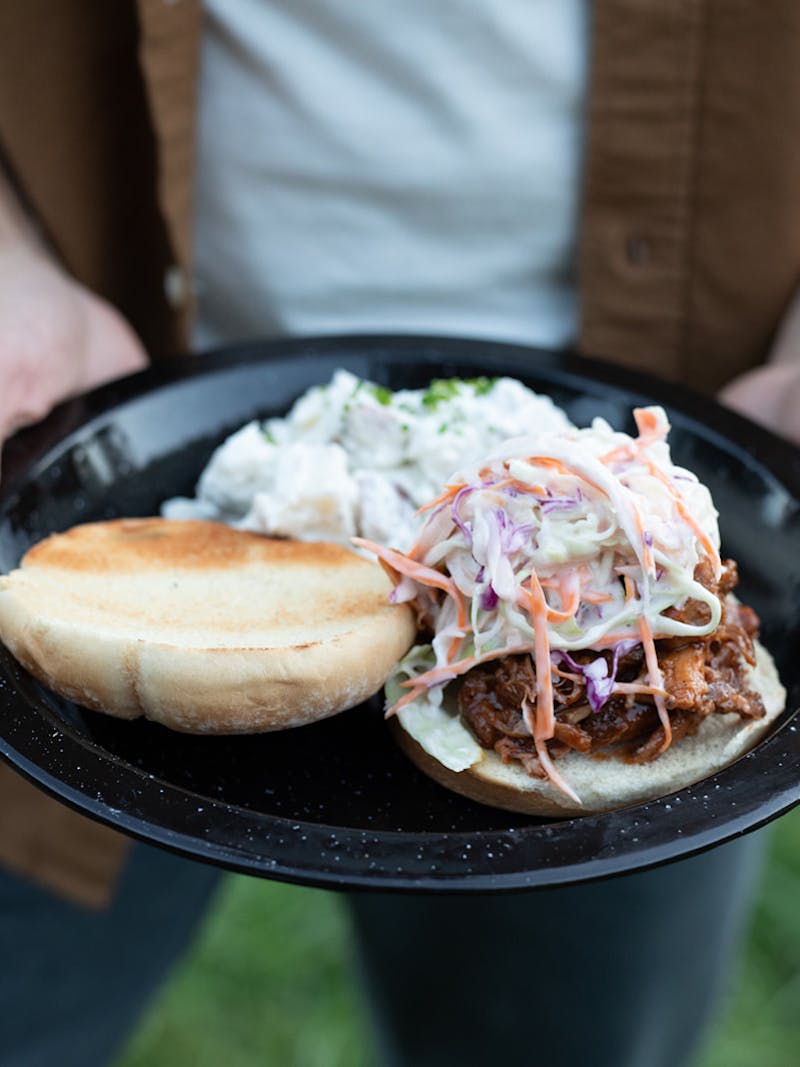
left=390, top=638, right=787, bottom=818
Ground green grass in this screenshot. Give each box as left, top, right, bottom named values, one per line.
left=114, top=878, right=368, bottom=1067
left=114, top=810, right=800, bottom=1067
left=694, top=808, right=800, bottom=1067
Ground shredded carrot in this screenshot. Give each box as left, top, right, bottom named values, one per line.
left=494, top=477, right=550, bottom=497
left=637, top=613, right=672, bottom=752
left=414, top=482, right=466, bottom=516
left=416, top=484, right=467, bottom=516
left=597, top=444, right=634, bottom=465
left=546, top=572, right=581, bottom=623
left=397, top=643, right=535, bottom=690
left=525, top=570, right=555, bottom=741
left=551, top=665, right=583, bottom=682
left=597, top=413, right=721, bottom=579
left=387, top=684, right=431, bottom=714
left=352, top=537, right=469, bottom=630
left=633, top=407, right=668, bottom=442
left=600, top=408, right=667, bottom=463
left=386, top=643, right=536, bottom=716
left=526, top=456, right=575, bottom=477
left=591, top=631, right=639, bottom=649
left=526, top=456, right=610, bottom=500
left=642, top=459, right=721, bottom=577
left=377, top=557, right=402, bottom=587
left=627, top=575, right=671, bottom=747
left=597, top=413, right=718, bottom=581
left=576, top=566, right=615, bottom=604
left=582, top=589, right=615, bottom=605
left=518, top=574, right=580, bottom=625
left=447, top=635, right=463, bottom=663
left=534, top=732, right=581, bottom=805
left=612, top=681, right=668, bottom=699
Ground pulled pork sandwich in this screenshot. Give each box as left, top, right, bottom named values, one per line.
left=356, top=407, right=785, bottom=816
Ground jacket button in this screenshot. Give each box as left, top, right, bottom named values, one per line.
left=625, top=235, right=652, bottom=266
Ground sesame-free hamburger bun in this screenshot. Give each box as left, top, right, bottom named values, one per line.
left=0, top=519, right=415, bottom=733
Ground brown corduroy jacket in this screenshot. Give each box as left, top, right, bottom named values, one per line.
left=1, top=0, right=799, bottom=907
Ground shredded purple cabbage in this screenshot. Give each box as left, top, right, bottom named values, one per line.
left=492, top=508, right=534, bottom=555
left=551, top=639, right=639, bottom=713
left=539, top=496, right=578, bottom=514
left=480, top=585, right=499, bottom=611
left=451, top=485, right=474, bottom=544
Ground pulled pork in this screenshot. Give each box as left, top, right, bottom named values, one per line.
left=457, top=559, right=766, bottom=780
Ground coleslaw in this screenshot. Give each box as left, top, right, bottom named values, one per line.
left=357, top=406, right=724, bottom=802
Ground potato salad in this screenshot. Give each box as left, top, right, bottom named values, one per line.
left=163, top=370, right=571, bottom=551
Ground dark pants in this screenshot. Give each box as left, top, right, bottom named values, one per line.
left=348, top=833, right=765, bottom=1067
left=0, top=844, right=221, bottom=1067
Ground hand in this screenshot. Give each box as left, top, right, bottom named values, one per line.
left=718, top=363, right=800, bottom=446
left=718, top=289, right=800, bottom=446
left=0, top=245, right=147, bottom=448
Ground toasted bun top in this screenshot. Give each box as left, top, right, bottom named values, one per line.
left=0, top=519, right=416, bottom=732
left=391, top=637, right=786, bottom=817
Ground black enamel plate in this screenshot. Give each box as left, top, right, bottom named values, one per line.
left=1, top=336, right=799, bottom=892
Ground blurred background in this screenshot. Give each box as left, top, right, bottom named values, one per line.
left=113, top=808, right=800, bottom=1067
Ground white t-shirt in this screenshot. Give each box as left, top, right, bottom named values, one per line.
left=194, top=0, right=588, bottom=349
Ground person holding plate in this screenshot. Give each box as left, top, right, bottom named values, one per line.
left=1, top=3, right=799, bottom=1065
